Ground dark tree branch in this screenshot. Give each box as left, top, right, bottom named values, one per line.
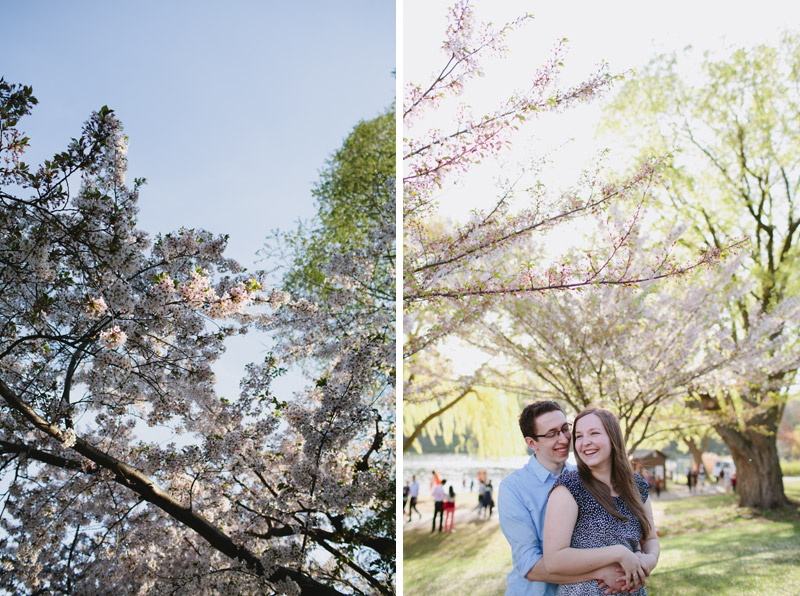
left=0, top=440, right=89, bottom=472
left=0, top=377, right=347, bottom=596
left=355, top=417, right=385, bottom=473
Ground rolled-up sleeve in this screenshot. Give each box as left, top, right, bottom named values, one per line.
left=498, top=479, right=542, bottom=579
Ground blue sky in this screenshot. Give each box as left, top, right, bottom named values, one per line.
left=3, top=1, right=395, bottom=401
left=4, top=1, right=395, bottom=266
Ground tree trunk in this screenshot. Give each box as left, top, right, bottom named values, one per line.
left=714, top=406, right=789, bottom=509
left=683, top=436, right=709, bottom=470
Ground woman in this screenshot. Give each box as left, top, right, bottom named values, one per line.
left=542, top=408, right=659, bottom=595
left=443, top=484, right=456, bottom=532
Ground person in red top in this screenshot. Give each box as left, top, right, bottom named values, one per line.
left=430, top=470, right=441, bottom=492
left=443, top=484, right=456, bottom=532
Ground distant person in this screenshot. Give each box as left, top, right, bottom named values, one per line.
left=654, top=476, right=662, bottom=498
left=720, top=470, right=731, bottom=492
left=498, top=400, right=628, bottom=596
left=477, top=478, right=487, bottom=517
left=731, top=473, right=737, bottom=492
left=443, top=484, right=456, bottom=533
left=403, top=481, right=410, bottom=514
left=430, top=470, right=441, bottom=492
left=408, top=475, right=421, bottom=521
left=542, top=407, right=660, bottom=595
left=432, top=479, right=446, bottom=533
left=482, top=480, right=495, bottom=518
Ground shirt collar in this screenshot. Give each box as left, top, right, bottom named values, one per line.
left=526, top=452, right=575, bottom=482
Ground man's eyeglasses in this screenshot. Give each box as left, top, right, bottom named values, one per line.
left=532, top=423, right=572, bottom=440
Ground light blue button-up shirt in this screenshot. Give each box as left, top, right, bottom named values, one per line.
left=498, top=454, right=575, bottom=596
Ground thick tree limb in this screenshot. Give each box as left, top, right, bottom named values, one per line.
left=250, top=523, right=394, bottom=559
left=315, top=537, right=392, bottom=596
left=0, top=440, right=89, bottom=472
left=0, top=377, right=346, bottom=596
left=355, top=417, right=385, bottom=472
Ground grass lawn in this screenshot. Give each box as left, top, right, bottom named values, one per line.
left=403, top=478, right=800, bottom=596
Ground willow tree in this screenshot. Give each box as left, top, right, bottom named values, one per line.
left=278, top=108, right=395, bottom=309
left=403, top=383, right=524, bottom=458
left=602, top=33, right=800, bottom=508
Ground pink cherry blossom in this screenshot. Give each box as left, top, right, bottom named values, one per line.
left=99, top=325, right=127, bottom=349
left=84, top=296, right=108, bottom=319
left=402, top=2, right=736, bottom=450
left=0, top=81, right=393, bottom=595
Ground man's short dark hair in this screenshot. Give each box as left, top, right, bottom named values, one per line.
left=519, top=400, right=564, bottom=439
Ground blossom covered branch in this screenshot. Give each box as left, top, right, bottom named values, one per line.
left=0, top=79, right=394, bottom=595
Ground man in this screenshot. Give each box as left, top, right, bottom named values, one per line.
left=476, top=477, right=486, bottom=517
left=431, top=478, right=446, bottom=532
left=407, top=475, right=421, bottom=521
left=482, top=480, right=494, bottom=518
left=498, top=401, right=627, bottom=596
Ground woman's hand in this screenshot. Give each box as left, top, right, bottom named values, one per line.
left=595, top=564, right=629, bottom=595
left=636, top=551, right=657, bottom=575
left=616, top=547, right=647, bottom=591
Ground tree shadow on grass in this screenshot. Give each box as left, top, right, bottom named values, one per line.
left=404, top=518, right=503, bottom=561
left=652, top=520, right=800, bottom=595
left=748, top=500, right=800, bottom=523
left=658, top=540, right=800, bottom=576
left=660, top=499, right=800, bottom=539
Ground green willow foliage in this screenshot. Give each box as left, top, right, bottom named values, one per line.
left=282, top=107, right=395, bottom=306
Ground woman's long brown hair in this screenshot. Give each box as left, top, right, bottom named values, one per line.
left=572, top=407, right=651, bottom=538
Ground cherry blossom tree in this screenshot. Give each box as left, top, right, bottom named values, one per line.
left=402, top=1, right=726, bottom=449
left=254, top=108, right=396, bottom=592
left=602, top=33, right=800, bottom=508
left=468, top=261, right=800, bottom=456
left=0, top=79, right=393, bottom=595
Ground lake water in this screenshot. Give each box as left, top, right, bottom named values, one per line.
left=402, top=453, right=537, bottom=497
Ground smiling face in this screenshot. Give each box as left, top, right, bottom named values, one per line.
left=574, top=413, right=613, bottom=470
left=525, top=409, right=570, bottom=473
